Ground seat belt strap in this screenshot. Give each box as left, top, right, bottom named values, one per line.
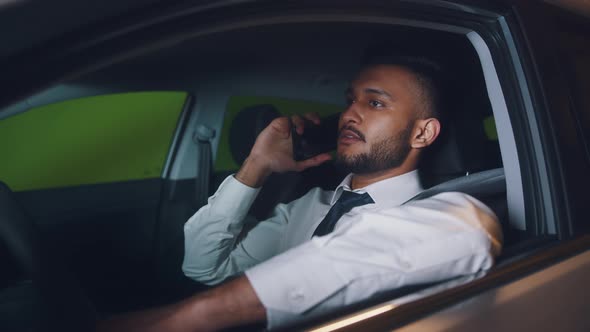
left=402, top=168, right=504, bottom=205
left=193, top=125, right=215, bottom=209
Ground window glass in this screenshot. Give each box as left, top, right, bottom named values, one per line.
left=215, top=95, right=342, bottom=172
left=0, top=91, right=187, bottom=191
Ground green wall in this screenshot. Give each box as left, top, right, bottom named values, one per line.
left=0, top=91, right=187, bottom=191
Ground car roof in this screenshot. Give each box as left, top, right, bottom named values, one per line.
left=0, top=0, right=234, bottom=59
left=2, top=0, right=589, bottom=60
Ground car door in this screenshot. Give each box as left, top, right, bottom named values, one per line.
left=0, top=90, right=190, bottom=312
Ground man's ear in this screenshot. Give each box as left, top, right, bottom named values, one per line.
left=411, top=118, right=441, bottom=149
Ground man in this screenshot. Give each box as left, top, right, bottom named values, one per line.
left=99, top=57, right=502, bottom=331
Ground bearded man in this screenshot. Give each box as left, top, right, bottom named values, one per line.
left=99, top=57, right=502, bottom=332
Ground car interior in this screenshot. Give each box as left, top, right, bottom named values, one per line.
left=0, top=18, right=545, bottom=330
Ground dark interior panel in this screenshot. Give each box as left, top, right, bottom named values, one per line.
left=13, top=179, right=163, bottom=311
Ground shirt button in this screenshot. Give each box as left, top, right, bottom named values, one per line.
left=288, top=288, right=305, bottom=302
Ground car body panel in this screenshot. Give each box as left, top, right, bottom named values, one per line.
left=398, top=249, right=590, bottom=332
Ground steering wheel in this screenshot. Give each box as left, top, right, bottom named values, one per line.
left=0, top=182, right=97, bottom=331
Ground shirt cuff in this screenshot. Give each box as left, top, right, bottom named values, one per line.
left=245, top=240, right=347, bottom=329
left=208, top=174, right=261, bottom=218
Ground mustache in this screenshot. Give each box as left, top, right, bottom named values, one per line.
left=338, top=125, right=366, bottom=142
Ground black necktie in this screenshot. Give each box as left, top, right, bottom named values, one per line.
left=313, top=191, right=374, bottom=237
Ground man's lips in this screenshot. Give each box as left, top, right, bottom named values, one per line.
left=338, top=126, right=365, bottom=143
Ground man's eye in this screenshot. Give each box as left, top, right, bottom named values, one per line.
left=369, top=100, right=384, bottom=108
left=346, top=97, right=356, bottom=105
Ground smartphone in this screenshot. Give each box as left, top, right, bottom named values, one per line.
left=292, top=112, right=341, bottom=161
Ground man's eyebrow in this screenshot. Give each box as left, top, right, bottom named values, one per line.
left=364, top=88, right=393, bottom=99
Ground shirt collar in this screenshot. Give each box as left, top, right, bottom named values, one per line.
left=331, top=170, right=423, bottom=207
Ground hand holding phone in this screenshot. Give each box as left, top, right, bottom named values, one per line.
left=291, top=113, right=340, bottom=161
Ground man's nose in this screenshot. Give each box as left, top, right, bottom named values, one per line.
left=341, top=102, right=362, bottom=125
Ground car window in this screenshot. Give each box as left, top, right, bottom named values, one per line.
left=0, top=91, right=187, bottom=191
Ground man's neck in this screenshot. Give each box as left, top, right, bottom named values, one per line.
left=350, top=166, right=417, bottom=190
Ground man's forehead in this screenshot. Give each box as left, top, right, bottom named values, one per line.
left=349, top=64, right=418, bottom=92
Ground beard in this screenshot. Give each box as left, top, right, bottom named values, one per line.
left=335, top=126, right=413, bottom=175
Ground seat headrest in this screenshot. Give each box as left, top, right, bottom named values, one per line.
left=419, top=99, right=502, bottom=186
left=229, top=104, right=281, bottom=165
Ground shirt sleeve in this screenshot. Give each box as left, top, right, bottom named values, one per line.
left=245, top=192, right=503, bottom=329
left=182, top=175, right=290, bottom=285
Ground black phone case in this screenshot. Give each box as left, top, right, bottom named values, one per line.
left=292, top=113, right=340, bottom=161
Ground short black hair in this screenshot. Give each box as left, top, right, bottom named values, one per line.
left=361, top=55, right=445, bottom=121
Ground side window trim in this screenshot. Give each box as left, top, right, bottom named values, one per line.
left=466, top=31, right=527, bottom=232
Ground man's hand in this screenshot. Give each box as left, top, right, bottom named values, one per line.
left=235, top=113, right=332, bottom=188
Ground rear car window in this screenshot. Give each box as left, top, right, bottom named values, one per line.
left=0, top=91, right=187, bottom=191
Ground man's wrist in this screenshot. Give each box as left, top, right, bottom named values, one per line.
left=235, top=155, right=272, bottom=188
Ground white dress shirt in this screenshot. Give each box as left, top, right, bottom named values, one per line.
left=183, top=170, right=502, bottom=329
